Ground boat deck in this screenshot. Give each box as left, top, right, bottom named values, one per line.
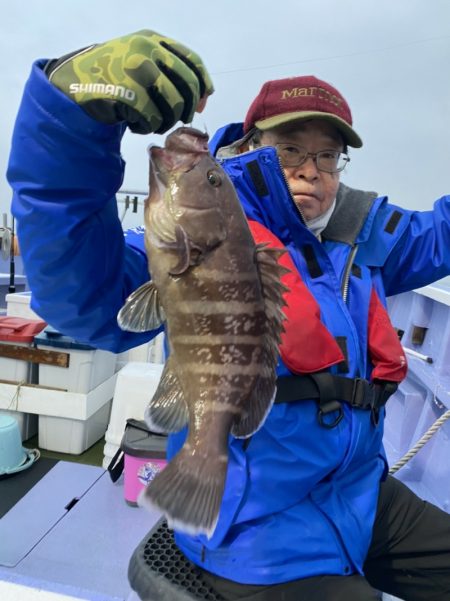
left=0, top=460, right=159, bottom=600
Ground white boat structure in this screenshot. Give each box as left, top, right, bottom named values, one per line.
left=385, top=281, right=450, bottom=510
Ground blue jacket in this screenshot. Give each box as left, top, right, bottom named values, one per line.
left=7, top=61, right=450, bottom=584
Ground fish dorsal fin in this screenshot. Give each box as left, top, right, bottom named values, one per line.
left=255, top=244, right=289, bottom=353
left=231, top=245, right=289, bottom=439
left=255, top=243, right=289, bottom=326
left=144, top=357, right=189, bottom=433
left=117, top=281, right=166, bottom=332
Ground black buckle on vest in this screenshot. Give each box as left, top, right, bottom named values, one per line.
left=369, top=381, right=398, bottom=426
left=311, top=373, right=344, bottom=429
left=350, top=378, right=397, bottom=426
left=351, top=378, right=371, bottom=408
left=317, top=400, right=344, bottom=429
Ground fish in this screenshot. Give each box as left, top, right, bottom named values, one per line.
left=117, top=127, right=288, bottom=538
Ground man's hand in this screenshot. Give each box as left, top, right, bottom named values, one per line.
left=46, top=30, right=214, bottom=134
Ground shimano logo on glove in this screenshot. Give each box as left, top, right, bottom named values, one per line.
left=69, top=83, right=136, bottom=100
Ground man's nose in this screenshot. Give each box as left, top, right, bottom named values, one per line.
left=292, top=155, right=320, bottom=179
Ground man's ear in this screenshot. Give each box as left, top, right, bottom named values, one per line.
left=239, top=141, right=252, bottom=153
left=240, top=128, right=263, bottom=153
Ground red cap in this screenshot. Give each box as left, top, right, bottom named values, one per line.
left=244, top=75, right=362, bottom=148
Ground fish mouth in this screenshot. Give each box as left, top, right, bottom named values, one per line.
left=149, top=128, right=210, bottom=178
left=165, top=127, right=209, bottom=155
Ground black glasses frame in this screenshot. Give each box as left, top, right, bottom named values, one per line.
left=276, top=143, right=350, bottom=173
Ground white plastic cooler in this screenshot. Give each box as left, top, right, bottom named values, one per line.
left=31, top=326, right=117, bottom=453
left=34, top=326, right=116, bottom=393
left=0, top=316, right=46, bottom=383
left=6, top=290, right=41, bottom=320
left=0, top=316, right=46, bottom=440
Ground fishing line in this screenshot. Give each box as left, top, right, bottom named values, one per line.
left=210, top=34, right=450, bottom=76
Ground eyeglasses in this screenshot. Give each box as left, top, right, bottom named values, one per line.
left=275, top=143, right=350, bottom=173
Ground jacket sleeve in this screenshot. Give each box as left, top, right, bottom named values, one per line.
left=7, top=60, right=161, bottom=352
left=382, top=197, right=450, bottom=295
left=357, top=196, right=450, bottom=297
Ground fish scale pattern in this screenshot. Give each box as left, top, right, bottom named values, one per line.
left=129, top=519, right=224, bottom=600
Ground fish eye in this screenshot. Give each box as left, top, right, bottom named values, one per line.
left=207, top=170, right=222, bottom=187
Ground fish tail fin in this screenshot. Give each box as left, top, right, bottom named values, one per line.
left=138, top=445, right=227, bottom=539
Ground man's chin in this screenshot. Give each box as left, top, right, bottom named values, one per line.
left=293, top=201, right=318, bottom=221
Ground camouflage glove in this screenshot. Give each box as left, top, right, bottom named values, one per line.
left=45, top=30, right=214, bottom=134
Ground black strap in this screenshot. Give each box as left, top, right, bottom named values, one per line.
left=302, top=245, right=323, bottom=278
left=107, top=447, right=124, bottom=483
left=246, top=160, right=269, bottom=197
left=275, top=373, right=397, bottom=427
left=334, top=337, right=349, bottom=374
left=384, top=210, right=403, bottom=234
left=351, top=264, right=362, bottom=278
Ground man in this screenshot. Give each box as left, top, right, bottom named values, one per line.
left=7, top=30, right=450, bottom=600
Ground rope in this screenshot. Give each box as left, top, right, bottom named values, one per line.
left=7, top=380, right=26, bottom=411
left=29, top=448, right=41, bottom=463
left=389, top=408, right=450, bottom=474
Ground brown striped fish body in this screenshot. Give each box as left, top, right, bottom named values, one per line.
left=118, top=127, right=287, bottom=538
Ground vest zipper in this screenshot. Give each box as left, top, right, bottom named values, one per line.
left=277, top=156, right=307, bottom=225
left=341, top=245, right=358, bottom=303
left=219, top=148, right=307, bottom=224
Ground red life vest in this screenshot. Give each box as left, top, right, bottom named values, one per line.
left=248, top=220, right=407, bottom=382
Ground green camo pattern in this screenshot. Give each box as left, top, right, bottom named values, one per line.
left=49, top=30, right=214, bottom=133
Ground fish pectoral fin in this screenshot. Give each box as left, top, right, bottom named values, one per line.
left=232, top=372, right=276, bottom=438
left=138, top=442, right=227, bottom=539
left=145, top=357, right=188, bottom=433
left=117, top=280, right=166, bottom=332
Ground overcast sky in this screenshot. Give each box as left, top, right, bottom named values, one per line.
left=1, top=0, right=450, bottom=231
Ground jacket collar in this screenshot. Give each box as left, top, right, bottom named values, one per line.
left=211, top=123, right=379, bottom=247
left=322, top=184, right=378, bottom=245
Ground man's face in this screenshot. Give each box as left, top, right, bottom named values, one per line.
left=260, top=120, right=343, bottom=221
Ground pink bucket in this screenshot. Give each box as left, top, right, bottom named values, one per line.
left=122, top=419, right=167, bottom=506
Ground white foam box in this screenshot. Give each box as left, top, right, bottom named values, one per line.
left=39, top=401, right=112, bottom=455
left=34, top=329, right=116, bottom=394
left=6, top=291, right=41, bottom=320
left=103, top=362, right=164, bottom=469
left=115, top=332, right=166, bottom=372
left=0, top=373, right=117, bottom=454
left=0, top=317, right=46, bottom=384
left=0, top=342, right=33, bottom=383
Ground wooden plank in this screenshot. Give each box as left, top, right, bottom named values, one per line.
left=0, top=343, right=70, bottom=367
left=0, top=373, right=117, bottom=419
left=0, top=379, right=67, bottom=392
